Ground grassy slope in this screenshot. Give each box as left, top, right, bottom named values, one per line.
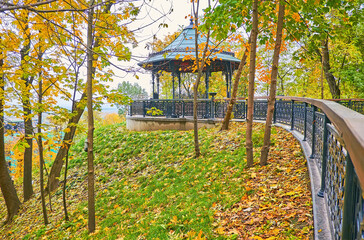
left=0, top=122, right=312, bottom=239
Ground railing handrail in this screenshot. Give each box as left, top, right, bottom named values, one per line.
left=270, top=96, right=364, bottom=190
left=131, top=99, right=247, bottom=102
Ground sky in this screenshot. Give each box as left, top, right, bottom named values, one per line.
left=107, top=0, right=209, bottom=93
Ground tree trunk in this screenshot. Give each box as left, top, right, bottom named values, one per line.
left=245, top=0, right=259, bottom=168
left=192, top=0, right=211, bottom=158
left=62, top=151, right=69, bottom=221
left=260, top=1, right=285, bottom=166
left=86, top=3, right=96, bottom=233
left=22, top=95, right=33, bottom=201
left=221, top=36, right=251, bottom=131
left=46, top=93, right=85, bottom=193
left=37, top=74, right=49, bottom=225
left=0, top=62, right=21, bottom=224
left=321, top=38, right=340, bottom=99
left=19, top=14, right=34, bottom=201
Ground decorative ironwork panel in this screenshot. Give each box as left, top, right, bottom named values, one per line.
left=233, top=101, right=246, bottom=119
left=314, top=112, right=325, bottom=169
left=214, top=101, right=228, bottom=118
left=253, top=101, right=267, bottom=120
left=352, top=172, right=364, bottom=240
left=174, top=101, right=184, bottom=117
left=326, top=124, right=347, bottom=240
left=196, top=100, right=210, bottom=118
left=306, top=106, right=313, bottom=146
left=293, top=102, right=305, bottom=134
left=351, top=101, right=364, bottom=114
left=275, top=100, right=292, bottom=125
left=183, top=101, right=194, bottom=117
left=130, top=101, right=145, bottom=116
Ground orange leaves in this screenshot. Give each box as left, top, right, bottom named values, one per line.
left=213, top=127, right=313, bottom=239
left=291, top=12, right=301, bottom=22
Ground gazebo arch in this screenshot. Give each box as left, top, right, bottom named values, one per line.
left=138, top=19, right=241, bottom=99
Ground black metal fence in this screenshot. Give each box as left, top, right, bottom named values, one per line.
left=129, top=99, right=363, bottom=119
left=129, top=99, right=247, bottom=119
left=129, top=97, right=364, bottom=239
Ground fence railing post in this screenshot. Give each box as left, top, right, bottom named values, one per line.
left=303, top=102, right=307, bottom=141
left=341, top=153, right=355, bottom=239
left=310, top=105, right=317, bottom=159
left=317, top=115, right=329, bottom=198
left=273, top=101, right=277, bottom=124
left=129, top=102, right=133, bottom=116
left=290, top=100, right=295, bottom=130
left=142, top=101, right=146, bottom=117
left=182, top=101, right=185, bottom=118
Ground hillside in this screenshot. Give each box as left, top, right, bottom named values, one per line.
left=0, top=122, right=312, bottom=239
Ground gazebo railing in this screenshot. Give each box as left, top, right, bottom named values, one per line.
left=129, top=99, right=247, bottom=119
left=129, top=97, right=364, bottom=239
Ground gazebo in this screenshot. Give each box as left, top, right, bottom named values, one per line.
left=138, top=19, right=241, bottom=99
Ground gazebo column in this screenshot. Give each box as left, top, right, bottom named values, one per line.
left=156, top=73, right=160, bottom=99
left=205, top=70, right=210, bottom=99
left=225, top=71, right=230, bottom=98
left=172, top=72, right=175, bottom=99
left=178, top=72, right=181, bottom=99
left=152, top=72, right=156, bottom=99
left=229, top=62, right=233, bottom=98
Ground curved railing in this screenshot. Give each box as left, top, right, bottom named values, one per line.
left=129, top=97, right=364, bottom=239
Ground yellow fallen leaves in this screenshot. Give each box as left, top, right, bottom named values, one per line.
left=212, top=126, right=313, bottom=239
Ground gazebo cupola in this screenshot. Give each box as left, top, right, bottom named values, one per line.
left=138, top=19, right=241, bottom=99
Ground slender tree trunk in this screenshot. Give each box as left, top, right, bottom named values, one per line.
left=62, top=150, right=69, bottom=221
left=20, top=21, right=34, bottom=201
left=22, top=93, right=33, bottom=201
left=37, top=74, right=49, bottom=225
left=86, top=3, right=96, bottom=233
left=221, top=36, right=251, bottom=131
left=246, top=0, right=259, bottom=168
left=193, top=82, right=200, bottom=158
left=260, top=1, right=285, bottom=166
left=192, top=0, right=211, bottom=158
left=192, top=1, right=201, bottom=158
left=321, top=38, right=340, bottom=99
left=0, top=56, right=21, bottom=224
left=320, top=50, right=324, bottom=99
left=46, top=93, right=85, bottom=193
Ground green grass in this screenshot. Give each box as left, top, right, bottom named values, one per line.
left=1, top=122, right=311, bottom=240
left=64, top=123, right=249, bottom=239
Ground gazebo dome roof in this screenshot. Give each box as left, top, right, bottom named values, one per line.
left=138, top=19, right=241, bottom=73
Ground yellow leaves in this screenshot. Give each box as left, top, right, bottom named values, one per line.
left=175, top=54, right=181, bottom=60
left=216, top=227, right=224, bottom=234
left=170, top=215, right=178, bottom=224
left=212, top=125, right=312, bottom=239
left=194, top=230, right=206, bottom=240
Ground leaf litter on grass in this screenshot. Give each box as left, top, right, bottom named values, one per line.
left=0, top=122, right=313, bottom=239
